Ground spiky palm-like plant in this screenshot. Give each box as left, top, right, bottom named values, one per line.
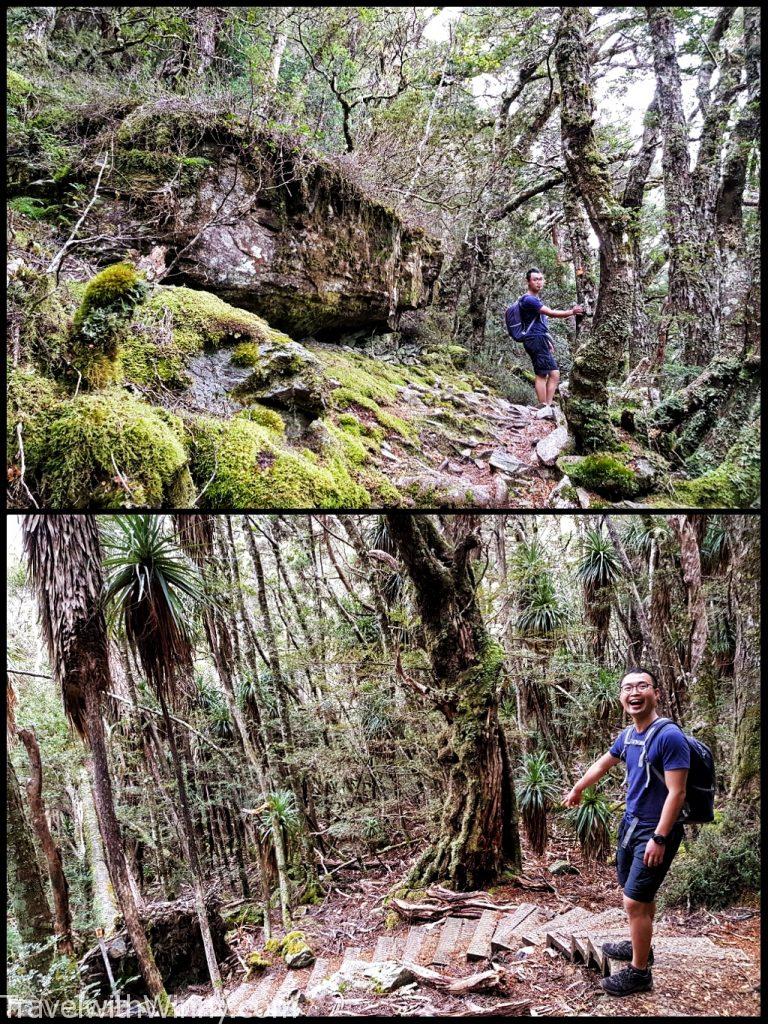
left=576, top=528, right=621, bottom=664
left=517, top=751, right=559, bottom=856
left=103, top=514, right=225, bottom=1004
left=21, top=515, right=169, bottom=1008
left=569, top=785, right=612, bottom=863
left=516, top=576, right=568, bottom=638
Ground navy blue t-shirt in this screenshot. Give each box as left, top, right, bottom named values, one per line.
left=519, top=294, right=549, bottom=338
left=610, top=720, right=690, bottom=823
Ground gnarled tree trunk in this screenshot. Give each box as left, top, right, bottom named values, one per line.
left=386, top=514, right=521, bottom=889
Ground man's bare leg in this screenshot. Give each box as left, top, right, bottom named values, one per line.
left=534, top=375, right=547, bottom=405
left=624, top=895, right=654, bottom=969
left=545, top=368, right=560, bottom=405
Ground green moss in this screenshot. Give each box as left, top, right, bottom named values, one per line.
left=245, top=952, right=270, bottom=970
left=7, top=370, right=65, bottom=468
left=262, top=937, right=283, bottom=955
left=188, top=417, right=369, bottom=509
left=565, top=453, right=639, bottom=500
left=7, top=69, right=33, bottom=107
left=231, top=342, right=262, bottom=368
left=235, top=405, right=286, bottom=433
left=672, top=420, right=760, bottom=509
left=73, top=263, right=147, bottom=333
left=144, top=286, right=292, bottom=354
left=333, top=390, right=413, bottom=439
left=26, top=390, right=193, bottom=508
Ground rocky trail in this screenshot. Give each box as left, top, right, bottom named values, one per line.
left=170, top=885, right=757, bottom=1018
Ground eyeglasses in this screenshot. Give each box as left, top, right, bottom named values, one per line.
left=620, top=682, right=653, bottom=693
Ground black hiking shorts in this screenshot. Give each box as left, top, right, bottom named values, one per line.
left=616, top=815, right=684, bottom=903
left=523, top=334, right=558, bottom=377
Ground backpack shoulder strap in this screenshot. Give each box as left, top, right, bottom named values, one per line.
left=618, top=724, right=633, bottom=760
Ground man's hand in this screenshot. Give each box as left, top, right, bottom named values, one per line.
left=563, top=785, right=583, bottom=808
left=643, top=838, right=664, bottom=868
left=571, top=305, right=585, bottom=317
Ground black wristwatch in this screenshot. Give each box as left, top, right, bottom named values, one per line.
left=651, top=833, right=667, bottom=846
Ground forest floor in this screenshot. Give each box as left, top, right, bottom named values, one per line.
left=174, top=826, right=760, bottom=1018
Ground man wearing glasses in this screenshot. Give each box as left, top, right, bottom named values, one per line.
left=563, top=668, right=690, bottom=996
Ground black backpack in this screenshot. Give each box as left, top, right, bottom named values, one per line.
left=504, top=296, right=541, bottom=342
left=618, top=717, right=715, bottom=824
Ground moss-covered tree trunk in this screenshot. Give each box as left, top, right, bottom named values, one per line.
left=555, top=7, right=634, bottom=451
left=728, top=516, right=760, bottom=805
left=386, top=514, right=521, bottom=889
left=18, top=727, right=74, bottom=955
left=7, top=754, right=54, bottom=965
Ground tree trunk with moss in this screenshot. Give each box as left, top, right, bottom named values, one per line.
left=728, top=516, right=760, bottom=805
left=385, top=514, right=521, bottom=889
left=7, top=754, right=54, bottom=965
left=18, top=727, right=74, bottom=955
left=555, top=7, right=634, bottom=451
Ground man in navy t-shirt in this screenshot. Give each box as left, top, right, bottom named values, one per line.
left=520, top=268, right=583, bottom=420
left=563, top=668, right=689, bottom=997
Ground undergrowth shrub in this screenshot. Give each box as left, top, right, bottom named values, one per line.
left=658, top=804, right=760, bottom=911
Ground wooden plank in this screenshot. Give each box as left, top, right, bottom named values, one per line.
left=265, top=969, right=307, bottom=1016
left=588, top=931, right=636, bottom=973
left=516, top=909, right=553, bottom=946
left=570, top=908, right=626, bottom=960
left=402, top=925, right=428, bottom=965
left=491, top=904, right=538, bottom=952
left=304, top=957, right=330, bottom=996
left=431, top=916, right=464, bottom=966
left=372, top=934, right=394, bottom=962
left=602, top=934, right=751, bottom=973
left=466, top=910, right=501, bottom=962
left=342, top=945, right=363, bottom=965
left=542, top=906, right=598, bottom=947
left=389, top=933, right=407, bottom=961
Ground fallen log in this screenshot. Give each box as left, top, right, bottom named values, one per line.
left=404, top=961, right=505, bottom=995
left=79, top=889, right=231, bottom=998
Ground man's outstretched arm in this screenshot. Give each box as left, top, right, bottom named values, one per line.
left=540, top=304, right=584, bottom=319
left=563, top=752, right=621, bottom=806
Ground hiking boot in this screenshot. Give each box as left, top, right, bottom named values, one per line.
left=600, top=964, right=653, bottom=996
left=602, top=940, right=654, bottom=966
left=535, top=404, right=555, bottom=420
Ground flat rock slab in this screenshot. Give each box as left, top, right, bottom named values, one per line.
left=488, top=449, right=531, bottom=476
left=536, top=426, right=570, bottom=466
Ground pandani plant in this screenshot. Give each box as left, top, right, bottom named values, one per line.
left=516, top=750, right=559, bottom=856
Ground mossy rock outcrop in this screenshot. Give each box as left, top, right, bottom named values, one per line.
left=59, top=99, right=443, bottom=336
left=557, top=452, right=641, bottom=501
left=13, top=386, right=193, bottom=509
left=187, top=416, right=369, bottom=509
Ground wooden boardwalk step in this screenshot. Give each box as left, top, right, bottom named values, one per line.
left=244, top=971, right=285, bottom=1016
left=372, top=934, right=396, bottom=961
left=265, top=967, right=309, bottom=1016
left=402, top=924, right=428, bottom=965
left=305, top=957, right=330, bottom=995
left=570, top=908, right=626, bottom=961
left=515, top=908, right=553, bottom=946
left=541, top=906, right=598, bottom=947
left=491, top=904, right=538, bottom=952
left=431, top=916, right=465, bottom=966
left=466, top=910, right=501, bottom=961
left=573, top=927, right=626, bottom=965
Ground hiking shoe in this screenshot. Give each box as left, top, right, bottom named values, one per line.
left=602, top=940, right=654, bottom=966
left=535, top=404, right=555, bottom=420
left=600, top=965, right=653, bottom=996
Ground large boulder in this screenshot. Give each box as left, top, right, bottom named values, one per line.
left=88, top=101, right=443, bottom=337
